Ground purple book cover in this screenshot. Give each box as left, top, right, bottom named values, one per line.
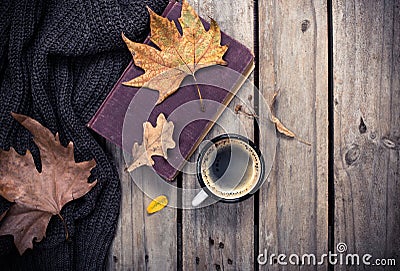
left=88, top=0, right=254, bottom=181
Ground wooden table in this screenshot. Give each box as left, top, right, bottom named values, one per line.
left=105, top=0, right=399, bottom=270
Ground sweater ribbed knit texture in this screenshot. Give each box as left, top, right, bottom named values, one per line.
left=0, top=0, right=168, bottom=270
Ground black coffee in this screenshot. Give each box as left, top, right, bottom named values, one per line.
left=200, top=137, right=261, bottom=199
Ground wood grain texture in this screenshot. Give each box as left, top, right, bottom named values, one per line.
left=181, top=0, right=256, bottom=270
left=258, top=0, right=329, bottom=270
left=103, top=0, right=400, bottom=270
left=333, top=0, right=400, bottom=269
left=106, top=143, right=177, bottom=270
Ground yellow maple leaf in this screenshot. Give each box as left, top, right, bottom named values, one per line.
left=122, top=0, right=228, bottom=105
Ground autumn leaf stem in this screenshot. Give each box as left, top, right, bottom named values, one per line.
left=195, top=84, right=205, bottom=112
left=295, top=137, right=312, bottom=146
left=57, top=213, right=69, bottom=241
left=192, top=74, right=205, bottom=112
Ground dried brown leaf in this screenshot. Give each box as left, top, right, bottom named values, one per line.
left=122, top=0, right=228, bottom=105
left=127, top=113, right=175, bottom=172
left=269, top=90, right=311, bottom=145
left=271, top=116, right=296, bottom=138
left=0, top=113, right=97, bottom=254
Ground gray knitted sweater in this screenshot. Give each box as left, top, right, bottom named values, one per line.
left=0, top=0, right=168, bottom=269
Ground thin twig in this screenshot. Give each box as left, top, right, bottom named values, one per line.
left=234, top=104, right=258, bottom=118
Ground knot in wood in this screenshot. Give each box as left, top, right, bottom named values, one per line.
left=301, top=20, right=310, bottom=32
left=359, top=117, right=367, bottom=134
left=382, top=137, right=397, bottom=149
left=345, top=145, right=360, bottom=165
left=369, top=131, right=377, bottom=140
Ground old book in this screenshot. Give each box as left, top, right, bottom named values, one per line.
left=88, top=0, right=254, bottom=181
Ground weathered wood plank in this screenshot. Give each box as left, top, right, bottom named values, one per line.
left=258, top=0, right=329, bottom=270
left=106, top=143, right=177, bottom=270
left=333, top=0, right=400, bottom=269
left=182, top=0, right=256, bottom=270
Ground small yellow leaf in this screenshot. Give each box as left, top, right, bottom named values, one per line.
left=147, top=195, right=168, bottom=214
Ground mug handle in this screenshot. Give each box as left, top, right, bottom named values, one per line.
left=192, top=189, right=209, bottom=207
